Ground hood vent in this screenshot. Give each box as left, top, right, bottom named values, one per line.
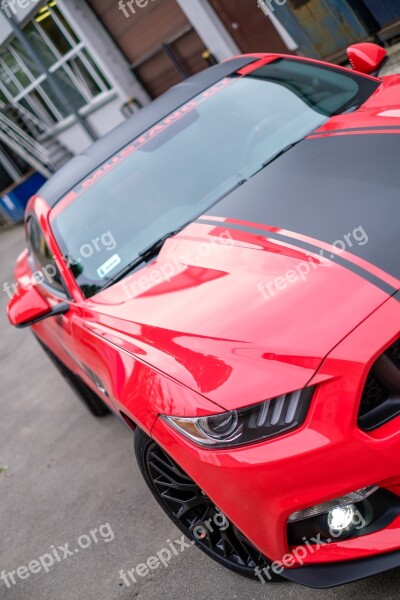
left=358, top=339, right=400, bottom=431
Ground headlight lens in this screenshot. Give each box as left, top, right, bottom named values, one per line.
left=198, top=412, right=242, bottom=441
left=162, top=387, right=314, bottom=448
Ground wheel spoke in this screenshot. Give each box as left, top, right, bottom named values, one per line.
left=148, top=450, right=191, bottom=479
left=220, top=528, right=251, bottom=565
left=161, top=491, right=206, bottom=519
left=149, top=461, right=198, bottom=492
left=145, top=441, right=268, bottom=576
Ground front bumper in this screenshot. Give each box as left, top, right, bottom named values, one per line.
left=281, top=548, right=400, bottom=588
left=150, top=293, right=400, bottom=586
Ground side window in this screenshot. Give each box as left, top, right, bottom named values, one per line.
left=27, top=217, right=66, bottom=294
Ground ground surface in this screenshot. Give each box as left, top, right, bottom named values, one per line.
left=1, top=172, right=400, bottom=600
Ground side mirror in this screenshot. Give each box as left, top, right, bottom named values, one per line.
left=7, top=284, right=69, bottom=328
left=347, top=43, right=388, bottom=76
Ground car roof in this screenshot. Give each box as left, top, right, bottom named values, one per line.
left=40, top=56, right=257, bottom=208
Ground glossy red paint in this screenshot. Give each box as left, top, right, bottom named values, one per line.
left=347, top=43, right=387, bottom=75
left=308, top=130, right=400, bottom=140
left=309, top=73, right=400, bottom=138
left=7, top=53, right=400, bottom=583
left=236, top=54, right=280, bottom=75
left=151, top=293, right=400, bottom=563
left=236, top=51, right=381, bottom=80
left=78, top=220, right=392, bottom=413
left=7, top=283, right=51, bottom=326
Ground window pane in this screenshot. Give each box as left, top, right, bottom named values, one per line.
left=0, top=65, right=19, bottom=96
left=67, top=55, right=101, bottom=97
left=0, top=60, right=19, bottom=95
left=52, top=6, right=80, bottom=44
left=23, top=22, right=57, bottom=68
left=1, top=51, right=30, bottom=87
left=81, top=48, right=111, bottom=90
left=41, top=67, right=86, bottom=116
left=18, top=97, right=38, bottom=116
left=1, top=6, right=112, bottom=128
left=18, top=96, right=48, bottom=125
left=54, top=65, right=87, bottom=110
left=26, top=90, right=59, bottom=125
left=0, top=87, right=7, bottom=104
left=36, top=12, right=71, bottom=56
left=10, top=39, right=42, bottom=79
left=27, top=217, right=65, bottom=292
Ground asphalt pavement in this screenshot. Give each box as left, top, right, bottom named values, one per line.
left=1, top=225, right=400, bottom=599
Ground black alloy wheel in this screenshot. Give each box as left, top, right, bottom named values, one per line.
left=134, top=428, right=280, bottom=580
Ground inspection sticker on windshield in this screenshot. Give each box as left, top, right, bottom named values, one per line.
left=97, top=254, right=121, bottom=278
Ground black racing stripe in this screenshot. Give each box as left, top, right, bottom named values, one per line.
left=206, top=135, right=400, bottom=284
left=196, top=218, right=399, bottom=299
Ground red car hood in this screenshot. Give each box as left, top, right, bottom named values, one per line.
left=86, top=224, right=392, bottom=411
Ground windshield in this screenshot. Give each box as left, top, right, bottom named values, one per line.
left=51, top=58, right=379, bottom=298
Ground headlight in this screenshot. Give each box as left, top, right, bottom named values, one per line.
left=162, top=387, right=314, bottom=448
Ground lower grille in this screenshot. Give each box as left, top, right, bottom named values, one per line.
left=359, top=376, right=389, bottom=417
left=388, top=339, right=400, bottom=369
left=358, top=338, right=400, bottom=431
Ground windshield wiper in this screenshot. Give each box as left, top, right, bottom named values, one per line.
left=101, top=178, right=248, bottom=291
left=101, top=177, right=250, bottom=291
left=101, top=225, right=189, bottom=290
left=247, top=132, right=320, bottom=181
left=261, top=141, right=300, bottom=168
left=138, top=228, right=181, bottom=260
left=214, top=177, right=247, bottom=202
left=249, top=140, right=302, bottom=181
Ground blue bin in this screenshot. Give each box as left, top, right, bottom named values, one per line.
left=0, top=172, right=47, bottom=224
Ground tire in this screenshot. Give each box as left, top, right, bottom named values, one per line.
left=134, top=428, right=281, bottom=581
left=34, top=335, right=111, bottom=417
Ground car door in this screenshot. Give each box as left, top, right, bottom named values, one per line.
left=26, top=214, right=118, bottom=412
left=26, top=214, right=76, bottom=367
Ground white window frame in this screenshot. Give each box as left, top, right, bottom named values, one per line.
left=0, top=2, right=112, bottom=128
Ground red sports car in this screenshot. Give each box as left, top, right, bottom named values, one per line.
left=7, top=43, right=400, bottom=588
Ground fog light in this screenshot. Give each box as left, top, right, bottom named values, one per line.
left=327, top=504, right=357, bottom=535
left=288, top=485, right=378, bottom=523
